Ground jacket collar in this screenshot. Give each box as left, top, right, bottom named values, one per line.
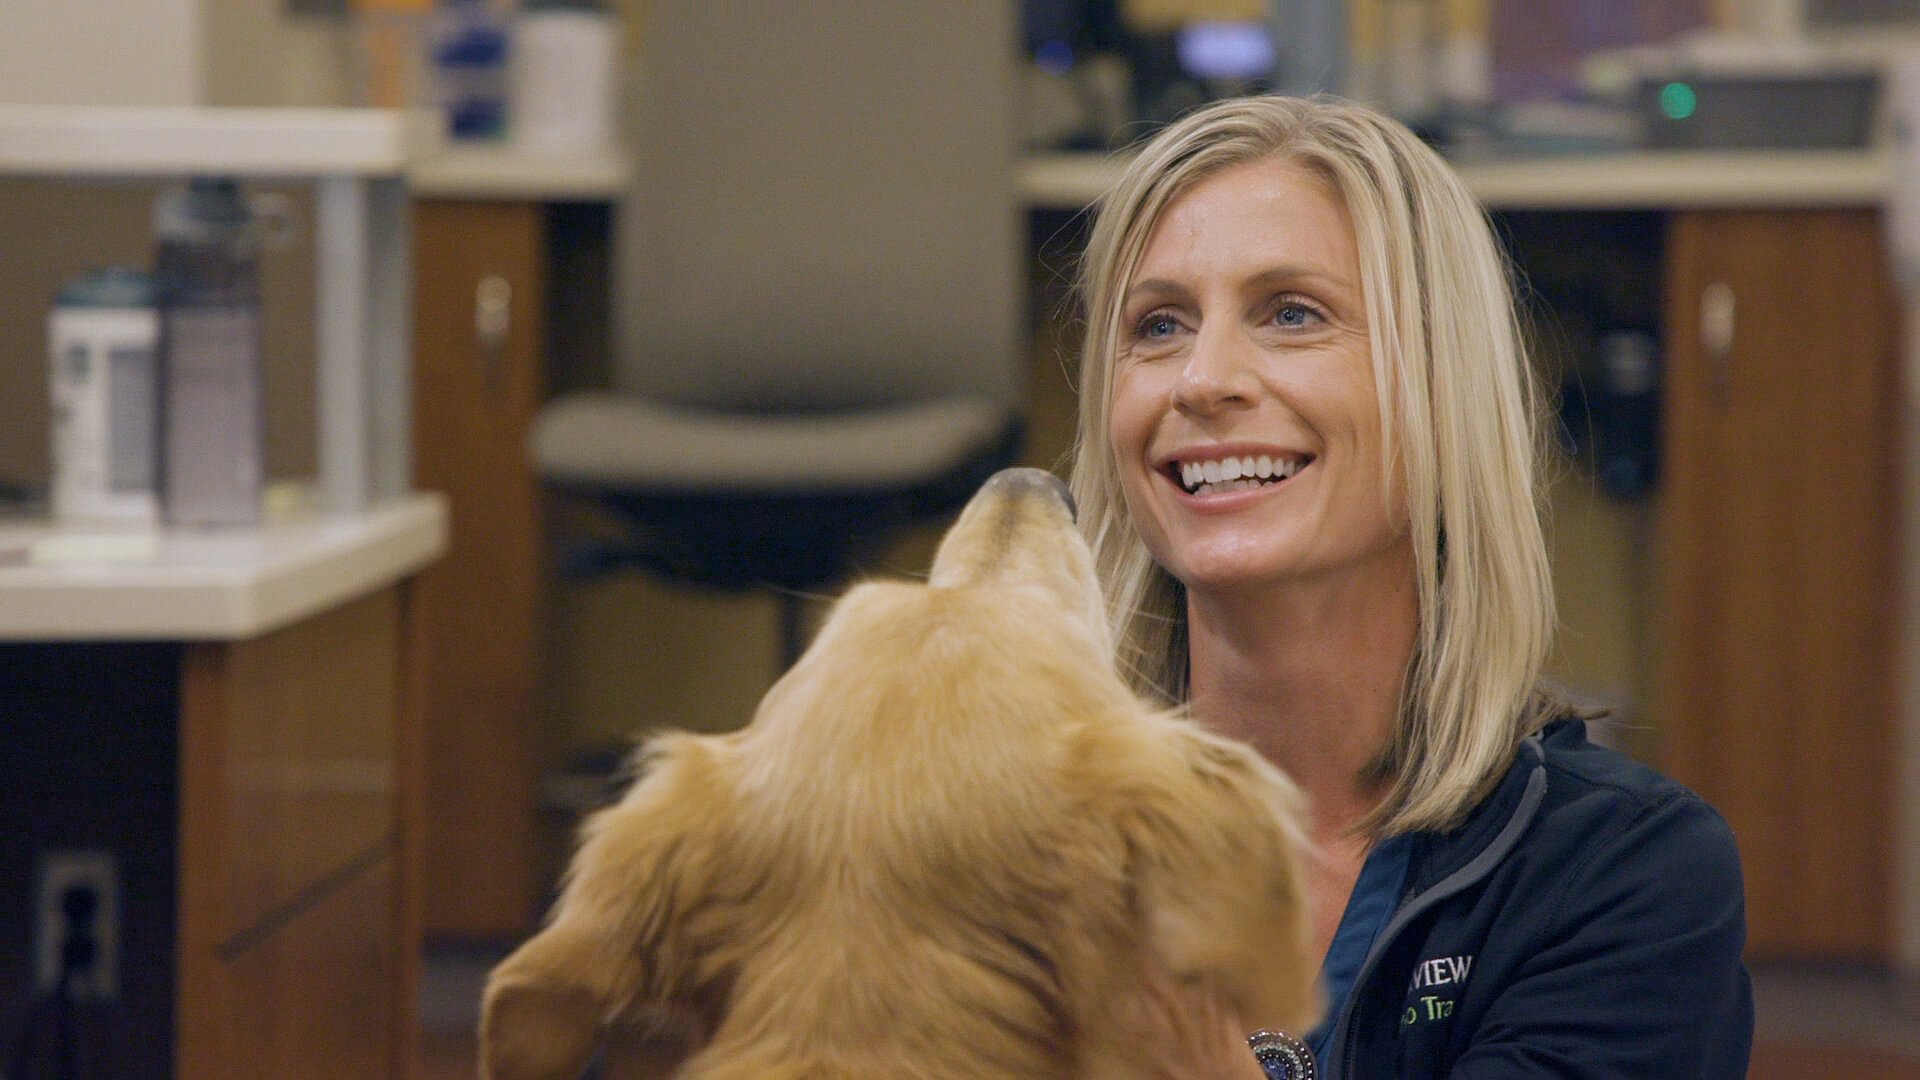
left=1322, top=722, right=1558, bottom=1077
left=1407, top=720, right=1559, bottom=892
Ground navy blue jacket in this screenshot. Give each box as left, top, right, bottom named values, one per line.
left=1322, top=717, right=1753, bottom=1078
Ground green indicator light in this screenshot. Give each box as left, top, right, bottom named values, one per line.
left=1660, top=81, right=1698, bottom=121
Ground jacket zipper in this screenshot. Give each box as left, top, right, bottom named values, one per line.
left=1327, top=739, right=1548, bottom=1078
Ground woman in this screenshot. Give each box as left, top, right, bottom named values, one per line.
left=1073, top=97, right=1753, bottom=1078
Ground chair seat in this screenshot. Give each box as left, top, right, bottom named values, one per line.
left=532, top=392, right=1016, bottom=496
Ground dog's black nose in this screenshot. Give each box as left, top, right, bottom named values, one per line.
left=980, top=468, right=1075, bottom=522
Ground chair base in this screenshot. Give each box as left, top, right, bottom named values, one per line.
left=549, top=419, right=1024, bottom=665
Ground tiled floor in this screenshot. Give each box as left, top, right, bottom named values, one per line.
left=418, top=949, right=1920, bottom=1078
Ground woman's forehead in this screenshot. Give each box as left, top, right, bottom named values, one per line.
left=1129, top=158, right=1360, bottom=294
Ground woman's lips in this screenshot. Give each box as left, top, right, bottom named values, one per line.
left=1160, top=456, right=1313, bottom=509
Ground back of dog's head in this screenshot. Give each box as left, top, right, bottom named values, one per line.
left=693, top=470, right=1145, bottom=1075
left=481, top=469, right=1315, bottom=1080
left=742, top=467, right=1125, bottom=785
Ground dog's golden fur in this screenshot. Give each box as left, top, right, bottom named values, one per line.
left=483, top=470, right=1317, bottom=1078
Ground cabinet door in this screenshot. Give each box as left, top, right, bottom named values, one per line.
left=177, top=589, right=405, bottom=1076
left=412, top=200, right=546, bottom=939
left=1660, top=209, right=1899, bottom=961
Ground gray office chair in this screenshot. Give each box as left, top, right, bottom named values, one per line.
left=532, top=3, right=1026, bottom=664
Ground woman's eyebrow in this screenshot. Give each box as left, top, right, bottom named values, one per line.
left=1125, top=265, right=1355, bottom=306
left=1124, top=277, right=1189, bottom=305
left=1242, top=264, right=1354, bottom=294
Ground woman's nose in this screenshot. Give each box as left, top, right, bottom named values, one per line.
left=1171, top=324, right=1258, bottom=415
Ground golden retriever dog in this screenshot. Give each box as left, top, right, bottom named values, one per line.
left=482, top=468, right=1317, bottom=1079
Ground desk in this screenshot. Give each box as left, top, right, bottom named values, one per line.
left=0, top=495, right=447, bottom=1076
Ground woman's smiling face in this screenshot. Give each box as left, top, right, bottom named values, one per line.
left=1107, top=156, right=1409, bottom=598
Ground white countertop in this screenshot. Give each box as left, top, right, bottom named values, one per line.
left=0, top=105, right=409, bottom=178
left=409, top=144, right=631, bottom=201
left=0, top=105, right=632, bottom=202
left=0, top=493, right=447, bottom=642
left=1020, top=148, right=1890, bottom=211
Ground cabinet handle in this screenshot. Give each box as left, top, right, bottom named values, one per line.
left=475, top=275, right=512, bottom=393
left=1700, top=282, right=1735, bottom=402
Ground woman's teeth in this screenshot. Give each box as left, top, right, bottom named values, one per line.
left=1177, top=455, right=1303, bottom=495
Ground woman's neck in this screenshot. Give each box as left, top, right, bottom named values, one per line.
left=1184, top=549, right=1419, bottom=839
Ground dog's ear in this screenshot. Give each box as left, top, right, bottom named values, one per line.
left=1076, top=717, right=1321, bottom=1037
left=481, top=734, right=732, bottom=1079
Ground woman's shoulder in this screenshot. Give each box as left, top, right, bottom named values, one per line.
left=1523, top=715, right=1743, bottom=890
left=1534, top=714, right=1687, bottom=796
left=1532, top=716, right=1726, bottom=821
left=1413, top=714, right=1741, bottom=904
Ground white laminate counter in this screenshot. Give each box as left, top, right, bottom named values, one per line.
left=0, top=104, right=632, bottom=203
left=409, top=145, right=632, bottom=201
left=1020, top=148, right=1890, bottom=211
left=0, top=493, right=447, bottom=642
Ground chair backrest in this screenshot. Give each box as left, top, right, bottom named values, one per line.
left=614, top=2, right=1024, bottom=415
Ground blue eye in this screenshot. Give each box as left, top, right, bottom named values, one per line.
left=1137, top=313, right=1179, bottom=339
left=1275, top=302, right=1321, bottom=328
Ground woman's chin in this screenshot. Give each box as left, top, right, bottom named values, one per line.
left=1165, top=548, right=1305, bottom=596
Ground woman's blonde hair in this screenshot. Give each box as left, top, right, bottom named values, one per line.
left=1069, top=96, right=1556, bottom=836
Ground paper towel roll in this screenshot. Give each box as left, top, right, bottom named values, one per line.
left=511, top=6, right=620, bottom=156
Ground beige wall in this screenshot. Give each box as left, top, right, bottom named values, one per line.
left=201, top=0, right=356, bottom=108
left=0, top=1, right=204, bottom=106
left=0, top=0, right=352, bottom=109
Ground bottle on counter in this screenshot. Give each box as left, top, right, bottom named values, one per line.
left=154, top=177, right=266, bottom=528
left=429, top=0, right=512, bottom=141
left=511, top=0, right=620, bottom=156
left=47, top=267, right=161, bottom=526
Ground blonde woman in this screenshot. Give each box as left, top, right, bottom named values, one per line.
left=1075, top=97, right=1752, bottom=1077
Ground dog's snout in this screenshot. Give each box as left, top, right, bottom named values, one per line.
left=980, top=468, right=1075, bottom=522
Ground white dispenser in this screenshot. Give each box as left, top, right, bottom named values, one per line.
left=47, top=268, right=160, bottom=525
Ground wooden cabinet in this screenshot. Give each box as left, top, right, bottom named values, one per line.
left=0, top=574, right=429, bottom=1078
left=412, top=200, right=547, bottom=939
left=176, top=587, right=423, bottom=1076
left=1659, top=209, right=1900, bottom=961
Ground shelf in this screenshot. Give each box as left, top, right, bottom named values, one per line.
left=1019, top=148, right=1890, bottom=211
left=0, top=104, right=418, bottom=517
left=0, top=493, right=448, bottom=641
left=410, top=144, right=631, bottom=201
left=0, top=105, right=409, bottom=178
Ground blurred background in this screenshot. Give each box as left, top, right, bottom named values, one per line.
left=1, top=0, right=1918, bottom=1075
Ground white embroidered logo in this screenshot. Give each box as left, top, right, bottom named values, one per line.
left=1407, top=954, right=1473, bottom=993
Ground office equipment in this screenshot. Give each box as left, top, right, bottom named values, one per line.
left=1602, top=35, right=1881, bottom=149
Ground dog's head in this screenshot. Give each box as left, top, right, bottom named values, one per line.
left=482, top=468, right=1317, bottom=1079
left=741, top=468, right=1125, bottom=768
